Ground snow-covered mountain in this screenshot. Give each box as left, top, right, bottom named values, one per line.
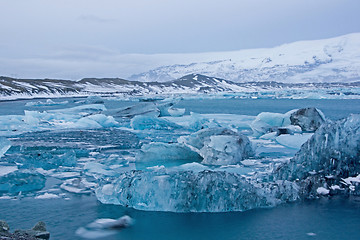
left=1, top=74, right=360, bottom=100
left=129, top=33, right=360, bottom=83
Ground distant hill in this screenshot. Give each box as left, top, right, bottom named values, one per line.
left=1, top=74, right=359, bottom=100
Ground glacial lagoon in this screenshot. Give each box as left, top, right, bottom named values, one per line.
left=0, top=96, right=360, bottom=239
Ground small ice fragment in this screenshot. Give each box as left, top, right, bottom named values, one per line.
left=316, top=187, right=330, bottom=195
left=35, top=193, right=60, bottom=199
left=306, top=232, right=317, bottom=236
left=87, top=215, right=134, bottom=229
left=0, top=137, right=11, bottom=158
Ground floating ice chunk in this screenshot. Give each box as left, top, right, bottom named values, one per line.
left=175, top=162, right=209, bottom=172
left=96, top=170, right=299, bottom=212
left=84, top=162, right=116, bottom=176
left=275, top=114, right=360, bottom=196
left=83, top=96, right=105, bottom=104
left=75, top=227, right=117, bottom=239
left=290, top=108, right=325, bottom=132
left=201, top=135, right=253, bottom=165
left=275, top=133, right=313, bottom=149
left=25, top=99, right=69, bottom=107
left=12, top=148, right=77, bottom=170
left=24, top=111, right=40, bottom=126
left=50, top=171, right=81, bottom=179
left=0, top=137, right=11, bottom=158
left=131, top=115, right=182, bottom=130
left=179, top=128, right=233, bottom=151
left=0, top=115, right=25, bottom=135
left=0, top=165, right=18, bottom=177
left=136, top=142, right=202, bottom=169
left=168, top=107, right=186, bottom=117
left=0, top=170, right=45, bottom=194
left=60, top=178, right=96, bottom=194
left=35, top=193, right=60, bottom=199
left=179, top=128, right=253, bottom=165
left=73, top=114, right=119, bottom=129
left=105, top=102, right=159, bottom=118
left=259, top=132, right=277, bottom=140
left=74, top=117, right=103, bottom=129
left=87, top=215, right=134, bottom=229
left=49, top=104, right=106, bottom=115
left=316, top=187, right=330, bottom=195
left=188, top=112, right=221, bottom=131
left=251, top=112, right=288, bottom=136
left=341, top=174, right=360, bottom=185
left=76, top=215, right=133, bottom=239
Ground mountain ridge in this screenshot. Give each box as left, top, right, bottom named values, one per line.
left=129, top=33, right=360, bottom=83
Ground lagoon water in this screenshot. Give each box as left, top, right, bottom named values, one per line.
left=1, top=97, right=360, bottom=239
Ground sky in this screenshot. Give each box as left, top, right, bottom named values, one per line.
left=0, top=0, right=360, bottom=79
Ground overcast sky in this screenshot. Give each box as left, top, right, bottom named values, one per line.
left=1, top=0, right=359, bottom=79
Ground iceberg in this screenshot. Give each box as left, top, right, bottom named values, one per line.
left=275, top=114, right=360, bottom=196
left=179, top=128, right=253, bottom=165
left=289, top=107, right=325, bottom=132
left=250, top=108, right=325, bottom=136
left=136, top=142, right=202, bottom=169
left=96, top=170, right=299, bottom=212
left=0, top=170, right=45, bottom=194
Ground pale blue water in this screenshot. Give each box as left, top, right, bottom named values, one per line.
left=1, top=97, right=360, bottom=239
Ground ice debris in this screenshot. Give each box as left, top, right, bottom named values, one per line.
left=179, top=128, right=253, bottom=165
left=96, top=170, right=299, bottom=212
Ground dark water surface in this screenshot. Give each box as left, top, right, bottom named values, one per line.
left=1, top=196, right=359, bottom=240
